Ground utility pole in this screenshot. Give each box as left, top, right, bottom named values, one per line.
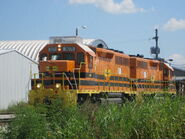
left=153, top=29, right=159, bottom=59
left=151, top=29, right=160, bottom=59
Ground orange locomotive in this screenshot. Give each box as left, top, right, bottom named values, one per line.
left=29, top=36, right=176, bottom=105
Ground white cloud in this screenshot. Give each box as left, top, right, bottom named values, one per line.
left=69, top=0, right=144, bottom=14
left=163, top=18, right=185, bottom=31
left=168, top=54, right=185, bottom=66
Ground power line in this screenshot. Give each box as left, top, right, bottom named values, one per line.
left=171, top=64, right=185, bottom=66
left=109, top=38, right=149, bottom=44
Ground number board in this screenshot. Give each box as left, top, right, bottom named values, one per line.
left=62, top=46, right=75, bottom=51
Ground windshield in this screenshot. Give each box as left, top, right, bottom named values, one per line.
left=42, top=56, right=47, bottom=61
left=50, top=54, right=62, bottom=60
left=63, top=53, right=75, bottom=60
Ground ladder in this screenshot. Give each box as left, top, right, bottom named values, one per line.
left=61, top=72, right=74, bottom=90
left=72, top=68, right=80, bottom=89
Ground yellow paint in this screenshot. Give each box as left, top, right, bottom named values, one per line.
left=29, top=87, right=176, bottom=106
left=52, top=66, right=58, bottom=71
left=45, top=66, right=58, bottom=71
left=104, top=69, right=111, bottom=77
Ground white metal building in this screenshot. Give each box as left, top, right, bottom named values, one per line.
left=0, top=50, right=38, bottom=109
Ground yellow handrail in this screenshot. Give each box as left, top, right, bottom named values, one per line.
left=33, top=73, right=44, bottom=87
left=78, top=62, right=85, bottom=89
left=52, top=72, right=55, bottom=85
left=61, top=72, right=74, bottom=90
left=62, top=72, right=65, bottom=90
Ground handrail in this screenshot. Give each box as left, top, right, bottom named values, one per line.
left=73, top=62, right=85, bottom=89
left=61, top=72, right=74, bottom=90
left=73, top=68, right=78, bottom=89
left=79, top=62, right=85, bottom=88
left=33, top=73, right=44, bottom=87
left=52, top=72, right=55, bottom=85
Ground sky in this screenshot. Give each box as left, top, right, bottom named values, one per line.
left=0, top=0, right=185, bottom=68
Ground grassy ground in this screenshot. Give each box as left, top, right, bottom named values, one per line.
left=0, top=96, right=185, bottom=139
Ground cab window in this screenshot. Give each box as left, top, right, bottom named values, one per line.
left=50, top=54, right=62, bottom=60
left=77, top=52, right=84, bottom=64
left=169, top=70, right=174, bottom=77
left=39, top=54, right=47, bottom=61
left=164, top=68, right=169, bottom=76
left=88, top=56, right=93, bottom=69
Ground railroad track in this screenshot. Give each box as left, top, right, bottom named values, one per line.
left=0, top=113, right=15, bottom=136
left=0, top=113, right=15, bottom=124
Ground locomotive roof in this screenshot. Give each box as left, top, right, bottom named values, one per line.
left=164, top=63, right=174, bottom=71
left=49, top=36, right=108, bottom=49
left=76, top=43, right=96, bottom=57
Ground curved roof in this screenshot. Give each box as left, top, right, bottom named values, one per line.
left=83, top=39, right=108, bottom=48
left=0, top=40, right=48, bottom=61
left=0, top=37, right=108, bottom=62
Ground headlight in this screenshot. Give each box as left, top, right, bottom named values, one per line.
left=36, top=83, right=42, bottom=88
left=56, top=83, right=61, bottom=89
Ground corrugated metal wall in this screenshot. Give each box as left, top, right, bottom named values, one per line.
left=0, top=51, right=38, bottom=109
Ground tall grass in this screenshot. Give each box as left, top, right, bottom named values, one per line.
left=93, top=97, right=185, bottom=139
left=1, top=96, right=185, bottom=139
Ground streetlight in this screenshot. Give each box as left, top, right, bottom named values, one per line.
left=75, top=26, right=87, bottom=36
left=168, top=59, right=173, bottom=62
left=167, top=59, right=173, bottom=66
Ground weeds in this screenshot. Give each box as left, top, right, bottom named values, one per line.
left=1, top=96, right=185, bottom=139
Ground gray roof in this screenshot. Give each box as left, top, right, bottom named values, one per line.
left=0, top=49, right=13, bottom=55
left=0, top=40, right=48, bottom=62
left=82, top=39, right=108, bottom=48
left=174, top=67, right=185, bottom=77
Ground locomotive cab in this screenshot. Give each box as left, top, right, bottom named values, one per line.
left=35, top=42, right=95, bottom=89
left=39, top=44, right=85, bottom=74
left=162, top=63, right=176, bottom=92
left=163, top=63, right=174, bottom=81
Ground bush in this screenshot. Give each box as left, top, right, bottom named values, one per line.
left=44, top=99, right=92, bottom=138
left=5, top=105, right=47, bottom=139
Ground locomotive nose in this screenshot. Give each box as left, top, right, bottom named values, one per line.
left=39, top=60, right=75, bottom=73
